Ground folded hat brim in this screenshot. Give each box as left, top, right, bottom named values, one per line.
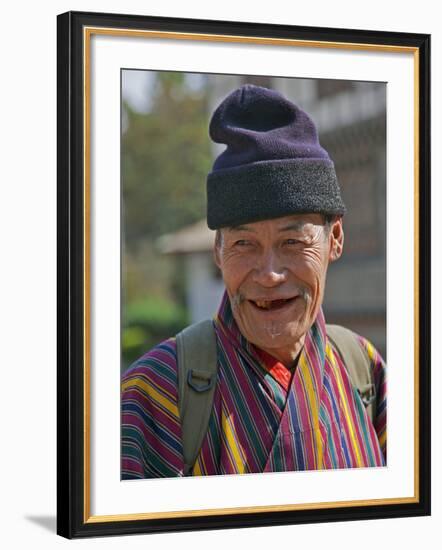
left=207, top=158, right=346, bottom=230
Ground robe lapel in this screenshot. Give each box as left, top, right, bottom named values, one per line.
left=196, top=293, right=329, bottom=475
left=264, top=313, right=328, bottom=472
left=214, top=318, right=286, bottom=474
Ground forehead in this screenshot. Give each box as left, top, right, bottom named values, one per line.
left=225, top=213, right=325, bottom=234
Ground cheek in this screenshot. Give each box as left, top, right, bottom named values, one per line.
left=295, top=248, right=324, bottom=276
left=291, top=249, right=328, bottom=297
left=219, top=253, right=254, bottom=291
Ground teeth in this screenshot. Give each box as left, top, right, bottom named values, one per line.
left=253, top=298, right=290, bottom=309
left=255, top=300, right=272, bottom=309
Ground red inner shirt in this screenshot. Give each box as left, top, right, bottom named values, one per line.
left=254, top=346, right=295, bottom=392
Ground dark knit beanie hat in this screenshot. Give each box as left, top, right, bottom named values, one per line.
left=206, top=84, right=346, bottom=229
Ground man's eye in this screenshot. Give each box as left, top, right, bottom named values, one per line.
left=235, top=239, right=250, bottom=246
left=284, top=238, right=301, bottom=245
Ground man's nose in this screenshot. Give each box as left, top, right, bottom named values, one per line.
left=252, top=250, right=287, bottom=287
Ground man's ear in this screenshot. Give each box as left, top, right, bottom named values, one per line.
left=329, top=217, right=344, bottom=262
left=213, top=230, right=222, bottom=268
left=213, top=245, right=221, bottom=269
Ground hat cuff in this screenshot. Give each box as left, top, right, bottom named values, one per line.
left=206, top=159, right=346, bottom=229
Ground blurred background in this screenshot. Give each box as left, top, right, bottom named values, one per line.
left=121, top=71, right=386, bottom=371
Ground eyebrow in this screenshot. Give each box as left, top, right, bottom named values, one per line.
left=226, top=220, right=310, bottom=234
left=226, top=225, right=255, bottom=233
left=278, top=221, right=307, bottom=232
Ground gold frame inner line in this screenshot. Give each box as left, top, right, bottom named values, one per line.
left=82, top=25, right=420, bottom=524
left=85, top=26, right=418, bottom=54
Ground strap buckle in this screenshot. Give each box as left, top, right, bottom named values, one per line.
left=187, top=369, right=216, bottom=393
left=358, top=383, right=376, bottom=406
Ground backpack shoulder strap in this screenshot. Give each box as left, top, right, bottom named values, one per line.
left=176, top=319, right=218, bottom=475
left=326, top=324, right=376, bottom=423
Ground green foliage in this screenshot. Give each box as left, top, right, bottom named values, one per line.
left=121, top=72, right=213, bottom=371
left=122, top=296, right=189, bottom=371
left=122, top=72, right=212, bottom=247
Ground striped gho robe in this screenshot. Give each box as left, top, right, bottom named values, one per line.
left=121, top=292, right=386, bottom=478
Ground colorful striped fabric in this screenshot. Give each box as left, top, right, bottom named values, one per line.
left=121, top=292, right=386, bottom=479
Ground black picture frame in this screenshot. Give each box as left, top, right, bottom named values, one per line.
left=57, top=10, right=431, bottom=539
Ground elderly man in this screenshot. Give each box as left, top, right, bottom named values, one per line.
left=121, top=85, right=386, bottom=479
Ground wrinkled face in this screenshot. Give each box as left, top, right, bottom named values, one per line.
left=214, top=213, right=344, bottom=363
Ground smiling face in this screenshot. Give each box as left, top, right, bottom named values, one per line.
left=214, top=213, right=344, bottom=366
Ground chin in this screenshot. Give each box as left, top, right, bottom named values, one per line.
left=250, top=321, right=306, bottom=349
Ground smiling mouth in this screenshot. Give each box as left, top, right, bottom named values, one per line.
left=249, top=297, right=298, bottom=311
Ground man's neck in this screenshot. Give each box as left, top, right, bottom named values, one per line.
left=257, top=335, right=306, bottom=369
